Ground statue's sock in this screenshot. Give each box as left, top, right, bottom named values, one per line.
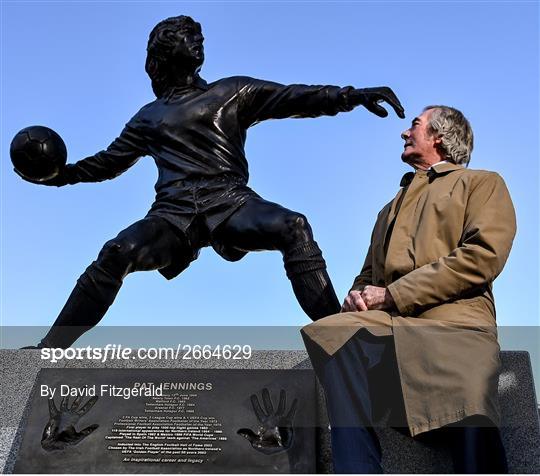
left=40, top=262, right=123, bottom=348
left=283, top=242, right=340, bottom=321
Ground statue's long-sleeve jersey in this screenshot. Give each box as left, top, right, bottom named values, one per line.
left=65, top=76, right=354, bottom=194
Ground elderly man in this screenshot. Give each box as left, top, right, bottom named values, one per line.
left=302, top=105, right=516, bottom=473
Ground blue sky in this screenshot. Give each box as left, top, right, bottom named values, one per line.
left=1, top=1, right=538, bottom=332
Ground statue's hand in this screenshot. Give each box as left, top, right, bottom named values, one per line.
left=237, top=388, right=297, bottom=455
left=349, top=87, right=405, bottom=119
left=41, top=395, right=99, bottom=451
left=15, top=165, right=70, bottom=187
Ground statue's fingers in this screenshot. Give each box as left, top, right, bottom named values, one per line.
left=14, top=170, right=42, bottom=185
left=60, top=395, right=69, bottom=411
left=262, top=388, right=274, bottom=415
left=276, top=390, right=286, bottom=416
left=375, top=88, right=404, bottom=118
left=77, top=395, right=98, bottom=415
left=285, top=398, right=298, bottom=421
left=237, top=428, right=257, bottom=444
left=48, top=398, right=58, bottom=417
left=71, top=394, right=83, bottom=410
left=250, top=394, right=267, bottom=421
left=395, top=103, right=406, bottom=119
left=383, top=94, right=405, bottom=119
left=366, top=102, right=389, bottom=118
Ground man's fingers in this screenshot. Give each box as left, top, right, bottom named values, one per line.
left=360, top=286, right=390, bottom=310
left=360, top=290, right=370, bottom=307
left=353, top=291, right=367, bottom=311
left=341, top=296, right=352, bottom=312
left=342, top=292, right=368, bottom=312
left=353, top=295, right=368, bottom=311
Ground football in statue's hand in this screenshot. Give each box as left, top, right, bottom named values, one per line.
left=10, top=125, right=67, bottom=182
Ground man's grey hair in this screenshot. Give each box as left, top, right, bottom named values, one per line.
left=423, top=105, right=474, bottom=166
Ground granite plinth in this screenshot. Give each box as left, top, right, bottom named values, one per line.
left=1, top=350, right=538, bottom=473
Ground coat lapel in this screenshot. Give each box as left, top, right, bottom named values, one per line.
left=382, top=172, right=414, bottom=258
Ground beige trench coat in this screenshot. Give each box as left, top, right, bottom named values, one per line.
left=302, top=162, right=516, bottom=436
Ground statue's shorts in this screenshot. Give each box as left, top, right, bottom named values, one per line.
left=145, top=174, right=265, bottom=279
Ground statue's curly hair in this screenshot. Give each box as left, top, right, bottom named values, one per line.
left=145, top=15, right=199, bottom=98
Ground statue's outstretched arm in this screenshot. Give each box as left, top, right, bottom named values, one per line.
left=34, top=123, right=146, bottom=187
left=236, top=77, right=404, bottom=127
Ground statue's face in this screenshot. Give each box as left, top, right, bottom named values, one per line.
left=171, top=21, right=205, bottom=69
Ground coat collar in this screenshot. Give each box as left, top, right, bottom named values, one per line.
left=399, top=162, right=464, bottom=187
left=431, top=162, right=464, bottom=174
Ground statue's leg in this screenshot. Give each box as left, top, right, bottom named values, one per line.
left=214, top=198, right=340, bottom=320
left=39, top=217, right=189, bottom=348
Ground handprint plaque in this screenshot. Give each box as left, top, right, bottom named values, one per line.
left=41, top=395, right=99, bottom=451
left=237, top=388, right=298, bottom=455
left=13, top=368, right=316, bottom=473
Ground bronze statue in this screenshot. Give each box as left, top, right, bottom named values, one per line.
left=19, top=15, right=404, bottom=348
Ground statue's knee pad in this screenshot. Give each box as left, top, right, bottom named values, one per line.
left=97, top=237, right=139, bottom=275
left=279, top=212, right=313, bottom=246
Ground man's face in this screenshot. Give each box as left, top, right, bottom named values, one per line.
left=400, top=109, right=441, bottom=167
left=171, top=21, right=205, bottom=69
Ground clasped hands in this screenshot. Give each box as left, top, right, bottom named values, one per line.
left=341, top=285, right=396, bottom=312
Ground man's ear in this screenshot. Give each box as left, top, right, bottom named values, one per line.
left=433, top=136, right=443, bottom=152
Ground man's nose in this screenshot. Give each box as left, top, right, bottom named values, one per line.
left=401, top=130, right=410, bottom=140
